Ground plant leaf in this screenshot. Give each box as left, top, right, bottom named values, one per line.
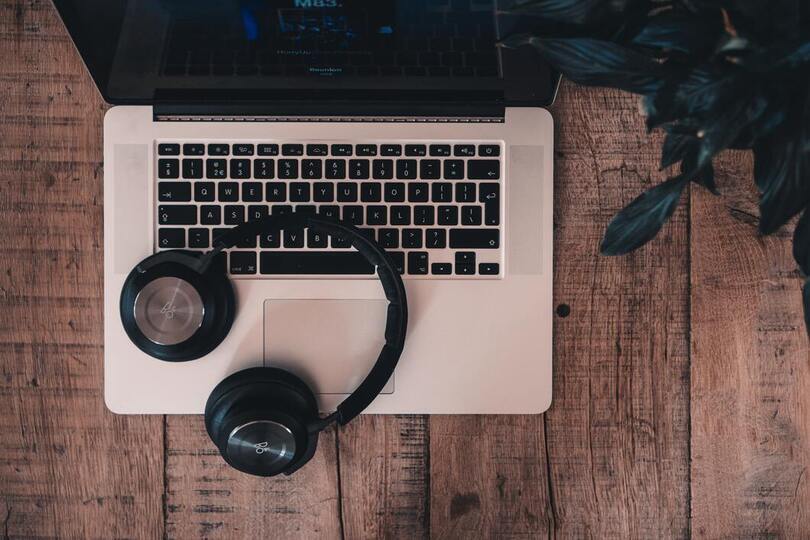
left=600, top=175, right=689, bottom=255
left=503, top=0, right=603, bottom=24
left=804, top=278, right=810, bottom=338
left=661, top=131, right=695, bottom=169
left=500, top=36, right=665, bottom=94
left=794, top=209, right=810, bottom=276
left=632, top=10, right=722, bottom=55
left=755, top=136, right=810, bottom=234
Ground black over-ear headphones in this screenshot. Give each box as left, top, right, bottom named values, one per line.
left=119, top=213, right=407, bottom=476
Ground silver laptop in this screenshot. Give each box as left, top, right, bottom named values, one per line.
left=55, top=0, right=558, bottom=414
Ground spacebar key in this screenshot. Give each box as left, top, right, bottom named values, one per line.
left=260, top=252, right=375, bottom=275
left=449, top=229, right=500, bottom=249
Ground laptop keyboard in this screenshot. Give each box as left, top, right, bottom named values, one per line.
left=155, top=141, right=503, bottom=279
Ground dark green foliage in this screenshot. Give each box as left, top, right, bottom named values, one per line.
left=500, top=0, right=810, bottom=334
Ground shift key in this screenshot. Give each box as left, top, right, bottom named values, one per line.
left=158, top=205, right=196, bottom=225
left=449, top=229, right=499, bottom=249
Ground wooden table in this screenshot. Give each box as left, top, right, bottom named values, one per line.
left=1, top=3, right=808, bottom=538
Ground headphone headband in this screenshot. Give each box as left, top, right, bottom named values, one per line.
left=202, top=213, right=407, bottom=425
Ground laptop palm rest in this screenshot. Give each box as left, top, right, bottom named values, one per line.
left=263, top=299, right=393, bottom=396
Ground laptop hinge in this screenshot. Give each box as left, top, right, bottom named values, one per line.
left=152, top=101, right=505, bottom=123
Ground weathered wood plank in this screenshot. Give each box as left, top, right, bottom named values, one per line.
left=690, top=151, right=810, bottom=537
left=0, top=1, right=164, bottom=537
left=165, top=417, right=342, bottom=539
left=338, top=415, right=430, bottom=539
left=545, top=83, right=692, bottom=538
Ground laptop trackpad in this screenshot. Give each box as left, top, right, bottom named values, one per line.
left=263, top=299, right=393, bottom=395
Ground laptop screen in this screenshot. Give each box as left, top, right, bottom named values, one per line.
left=53, top=0, right=558, bottom=107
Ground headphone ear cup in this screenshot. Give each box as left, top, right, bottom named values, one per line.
left=120, top=250, right=235, bottom=361
left=205, top=367, right=320, bottom=477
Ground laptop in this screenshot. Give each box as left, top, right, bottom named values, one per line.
left=54, top=0, right=558, bottom=414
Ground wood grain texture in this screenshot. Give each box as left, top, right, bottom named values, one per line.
left=0, top=1, right=164, bottom=538
left=690, top=151, right=810, bottom=538
left=3, top=1, right=810, bottom=538
left=546, top=83, right=692, bottom=539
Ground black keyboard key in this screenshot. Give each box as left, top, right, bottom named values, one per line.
left=342, top=205, right=363, bottom=225
left=468, top=159, right=500, bottom=180
left=449, top=229, right=500, bottom=249
left=313, top=182, right=334, bottom=202
left=389, top=251, right=405, bottom=274
left=438, top=205, right=458, bottom=225
left=455, top=263, right=475, bottom=275
left=402, top=228, right=423, bottom=249
left=188, top=228, right=210, bottom=249
left=456, top=252, right=476, bottom=265
left=414, top=206, right=435, bottom=226
left=158, top=159, right=179, bottom=179
left=158, top=228, right=185, bottom=248
left=408, top=183, right=429, bottom=202
left=290, top=182, right=310, bottom=202
left=420, top=160, right=440, bottom=179
left=318, top=205, right=339, bottom=220
left=426, top=229, right=446, bottom=248
left=405, top=144, right=427, bottom=157
left=372, top=159, right=393, bottom=180
left=431, top=263, right=452, bottom=275
left=158, top=143, right=180, bottom=156
left=337, top=182, right=358, bottom=202
left=479, top=263, right=500, bottom=275
left=230, top=159, right=251, bottom=179
left=208, top=144, right=229, bottom=156
left=480, top=183, right=500, bottom=225
left=272, top=204, right=292, bottom=216
left=461, top=205, right=483, bottom=225
left=255, top=159, right=274, bottom=179
left=282, top=144, right=304, bottom=156
left=200, top=205, right=221, bottom=225
left=432, top=183, right=453, bottom=203
left=381, top=144, right=402, bottom=156
left=218, top=182, right=239, bottom=201
left=260, top=229, right=281, bottom=248
left=390, top=206, right=411, bottom=225
left=247, top=205, right=268, bottom=221
left=158, top=182, right=191, bottom=202
left=183, top=143, right=205, bottom=156
left=302, top=159, right=323, bottom=179
left=454, top=144, right=475, bottom=157
left=366, top=205, right=387, bottom=225
left=384, top=182, right=405, bottom=202
left=396, top=159, right=417, bottom=180
left=306, top=144, right=328, bottom=156
left=224, top=205, right=245, bottom=225
left=258, top=144, right=279, bottom=156
left=294, top=204, right=316, bottom=216
left=158, top=205, right=196, bottom=225
left=194, top=182, right=215, bottom=202
left=260, top=252, right=374, bottom=275
left=325, top=159, right=346, bottom=179
left=444, top=160, right=464, bottom=180
left=230, top=251, right=257, bottom=274
left=284, top=228, right=305, bottom=248
left=378, top=228, right=398, bottom=248
left=265, top=182, right=286, bottom=202
left=356, top=144, right=377, bottom=156
left=478, top=144, right=500, bottom=157
left=278, top=159, right=298, bottom=179
left=242, top=182, right=263, bottom=202
left=429, top=144, right=451, bottom=156
left=307, top=228, right=329, bottom=248
left=349, top=159, right=370, bottom=179
left=331, top=144, right=353, bottom=156
left=206, top=159, right=227, bottom=179
left=361, top=182, right=382, bottom=202
left=408, top=252, right=429, bottom=275
left=456, top=182, right=476, bottom=203
left=233, top=143, right=254, bottom=156
left=331, top=233, right=352, bottom=248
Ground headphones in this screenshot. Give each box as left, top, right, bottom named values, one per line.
left=120, top=213, right=407, bottom=476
